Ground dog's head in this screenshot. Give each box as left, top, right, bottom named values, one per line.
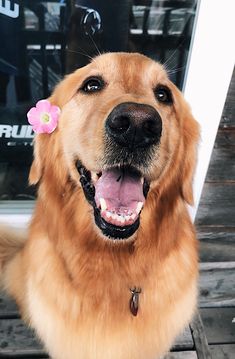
left=29, top=53, right=199, bottom=241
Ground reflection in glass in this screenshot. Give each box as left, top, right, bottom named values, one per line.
left=0, top=0, right=197, bottom=201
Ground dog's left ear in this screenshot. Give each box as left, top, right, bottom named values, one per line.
left=170, top=82, right=200, bottom=205
left=180, top=107, right=200, bottom=205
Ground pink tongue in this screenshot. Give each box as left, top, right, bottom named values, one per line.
left=95, top=168, right=145, bottom=214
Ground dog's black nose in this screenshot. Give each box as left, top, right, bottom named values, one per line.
left=105, top=102, right=162, bottom=148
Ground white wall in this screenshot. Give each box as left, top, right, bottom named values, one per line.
left=183, top=0, right=235, bottom=220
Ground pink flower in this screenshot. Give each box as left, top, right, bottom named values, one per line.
left=27, top=99, right=61, bottom=134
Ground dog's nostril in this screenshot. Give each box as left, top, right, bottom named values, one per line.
left=142, top=118, right=161, bottom=138
left=108, top=115, right=130, bottom=133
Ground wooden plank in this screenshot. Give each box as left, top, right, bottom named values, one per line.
left=220, top=66, right=235, bottom=128
left=164, top=352, right=197, bottom=359
left=200, top=307, right=235, bottom=345
left=0, top=319, right=46, bottom=357
left=172, top=326, right=194, bottom=350
left=0, top=293, right=19, bottom=319
left=205, top=147, right=235, bottom=182
left=199, top=262, right=235, bottom=307
left=0, top=354, right=48, bottom=359
left=0, top=318, right=193, bottom=356
left=190, top=311, right=212, bottom=359
left=220, top=110, right=235, bottom=128
left=198, top=229, right=235, bottom=262
left=215, top=129, right=235, bottom=147
left=196, top=183, right=235, bottom=227
left=209, top=344, right=235, bottom=359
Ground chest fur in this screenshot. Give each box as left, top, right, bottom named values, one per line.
left=25, top=237, right=197, bottom=359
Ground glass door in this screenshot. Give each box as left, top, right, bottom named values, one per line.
left=0, top=0, right=233, bottom=225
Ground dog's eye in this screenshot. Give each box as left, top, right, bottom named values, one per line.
left=81, top=77, right=104, bottom=93
left=154, top=86, right=173, bottom=104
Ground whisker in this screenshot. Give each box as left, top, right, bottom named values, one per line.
left=162, top=37, right=188, bottom=71
left=66, top=48, right=94, bottom=62
left=87, top=32, right=101, bottom=56
left=167, top=65, right=186, bottom=76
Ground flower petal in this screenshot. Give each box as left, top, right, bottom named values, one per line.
left=50, top=105, right=61, bottom=117
left=36, top=99, right=51, bottom=112
left=27, top=107, right=40, bottom=125
left=32, top=123, right=44, bottom=133
left=42, top=122, right=56, bottom=134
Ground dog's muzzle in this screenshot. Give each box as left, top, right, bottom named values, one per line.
left=76, top=102, right=160, bottom=241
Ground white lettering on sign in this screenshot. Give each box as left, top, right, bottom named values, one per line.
left=0, top=125, right=12, bottom=138
left=0, top=1, right=19, bottom=19
left=25, top=126, right=35, bottom=138
left=0, top=125, right=34, bottom=139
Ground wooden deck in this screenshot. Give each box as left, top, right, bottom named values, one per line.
left=0, top=69, right=234, bottom=358
left=195, top=66, right=235, bottom=358
left=1, top=262, right=233, bottom=358
left=0, top=293, right=210, bottom=358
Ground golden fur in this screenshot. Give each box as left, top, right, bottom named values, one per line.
left=0, top=53, right=199, bottom=359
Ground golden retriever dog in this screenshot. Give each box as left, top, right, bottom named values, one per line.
left=0, top=52, right=199, bottom=359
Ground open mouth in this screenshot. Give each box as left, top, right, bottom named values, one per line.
left=76, top=161, right=150, bottom=240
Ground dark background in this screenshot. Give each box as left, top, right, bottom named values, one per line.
left=0, top=0, right=197, bottom=199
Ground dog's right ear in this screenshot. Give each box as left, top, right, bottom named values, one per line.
left=29, top=67, right=87, bottom=185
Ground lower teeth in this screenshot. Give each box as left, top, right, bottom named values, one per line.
left=102, top=210, right=136, bottom=224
